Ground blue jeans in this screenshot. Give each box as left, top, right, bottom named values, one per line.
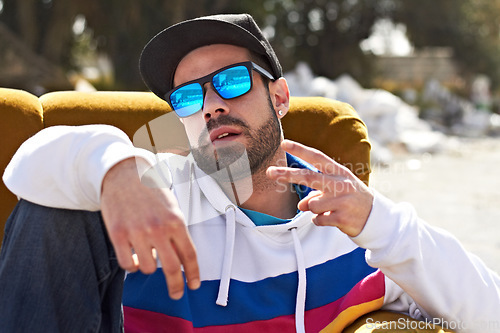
left=0, top=200, right=124, bottom=332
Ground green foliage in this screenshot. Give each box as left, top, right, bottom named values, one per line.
left=266, top=0, right=396, bottom=86
left=1, top=0, right=500, bottom=91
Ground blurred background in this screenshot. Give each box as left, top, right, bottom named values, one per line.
left=1, top=0, right=499, bottom=272
left=1, top=0, right=500, bottom=143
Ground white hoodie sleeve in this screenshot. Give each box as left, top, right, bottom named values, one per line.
left=3, top=125, right=156, bottom=211
left=351, top=191, right=500, bottom=331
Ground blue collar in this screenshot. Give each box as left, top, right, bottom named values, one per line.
left=239, top=153, right=315, bottom=226
left=286, top=153, right=315, bottom=201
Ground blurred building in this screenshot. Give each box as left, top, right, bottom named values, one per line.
left=373, top=48, right=462, bottom=90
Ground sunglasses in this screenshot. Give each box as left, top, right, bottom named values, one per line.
left=165, top=61, right=275, bottom=118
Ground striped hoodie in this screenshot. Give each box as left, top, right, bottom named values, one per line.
left=4, top=125, right=499, bottom=333
left=122, top=153, right=388, bottom=332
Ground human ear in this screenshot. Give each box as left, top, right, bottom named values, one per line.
left=269, top=78, right=290, bottom=119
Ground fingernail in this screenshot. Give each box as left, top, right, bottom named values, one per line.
left=170, top=291, right=184, bottom=300
left=190, top=278, right=201, bottom=290
left=267, top=167, right=277, bottom=176
left=267, top=168, right=283, bottom=177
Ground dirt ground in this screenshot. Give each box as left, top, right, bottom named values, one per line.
left=370, top=136, right=500, bottom=275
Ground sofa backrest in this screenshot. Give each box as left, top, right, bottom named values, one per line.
left=0, top=88, right=44, bottom=244
left=0, top=88, right=371, bottom=246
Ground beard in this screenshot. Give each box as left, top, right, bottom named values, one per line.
left=190, top=99, right=282, bottom=183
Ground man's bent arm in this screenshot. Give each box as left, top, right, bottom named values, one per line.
left=3, top=124, right=200, bottom=299
left=268, top=140, right=500, bottom=330
left=3, top=125, right=156, bottom=211
left=352, top=191, right=500, bottom=330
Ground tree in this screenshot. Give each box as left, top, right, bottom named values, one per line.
left=0, top=0, right=76, bottom=92
left=2, top=0, right=500, bottom=92
left=1, top=0, right=77, bottom=67
left=0, top=0, right=268, bottom=91
left=267, top=0, right=396, bottom=86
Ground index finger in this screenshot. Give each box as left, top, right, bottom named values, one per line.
left=267, top=166, right=348, bottom=193
left=280, top=140, right=352, bottom=177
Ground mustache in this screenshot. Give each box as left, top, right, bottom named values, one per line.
left=205, top=115, right=250, bottom=133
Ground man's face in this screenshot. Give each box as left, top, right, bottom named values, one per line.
left=173, top=44, right=284, bottom=178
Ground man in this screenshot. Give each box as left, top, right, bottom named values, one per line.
left=1, top=14, right=499, bottom=333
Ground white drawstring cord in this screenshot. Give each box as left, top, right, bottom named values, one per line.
left=214, top=204, right=307, bottom=333
left=216, top=205, right=237, bottom=306
left=290, top=227, right=306, bottom=333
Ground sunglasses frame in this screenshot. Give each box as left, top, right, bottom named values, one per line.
left=164, top=61, right=275, bottom=117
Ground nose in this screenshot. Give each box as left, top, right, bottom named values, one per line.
left=202, top=84, right=229, bottom=121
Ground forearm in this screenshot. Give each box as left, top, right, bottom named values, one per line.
left=351, top=191, right=500, bottom=328
left=3, top=125, right=156, bottom=211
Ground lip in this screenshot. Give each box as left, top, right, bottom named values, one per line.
left=209, top=126, right=243, bottom=143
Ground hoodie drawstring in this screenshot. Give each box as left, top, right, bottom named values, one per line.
left=214, top=206, right=307, bottom=333
left=216, top=205, right=237, bottom=306
left=290, top=227, right=307, bottom=333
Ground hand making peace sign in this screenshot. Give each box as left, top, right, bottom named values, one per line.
left=267, top=140, right=374, bottom=237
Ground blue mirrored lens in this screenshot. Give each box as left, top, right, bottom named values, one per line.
left=170, top=83, right=203, bottom=117
left=213, top=66, right=251, bottom=99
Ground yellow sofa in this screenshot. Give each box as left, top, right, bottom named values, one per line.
left=1, top=87, right=457, bottom=332
left=0, top=87, right=371, bottom=245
